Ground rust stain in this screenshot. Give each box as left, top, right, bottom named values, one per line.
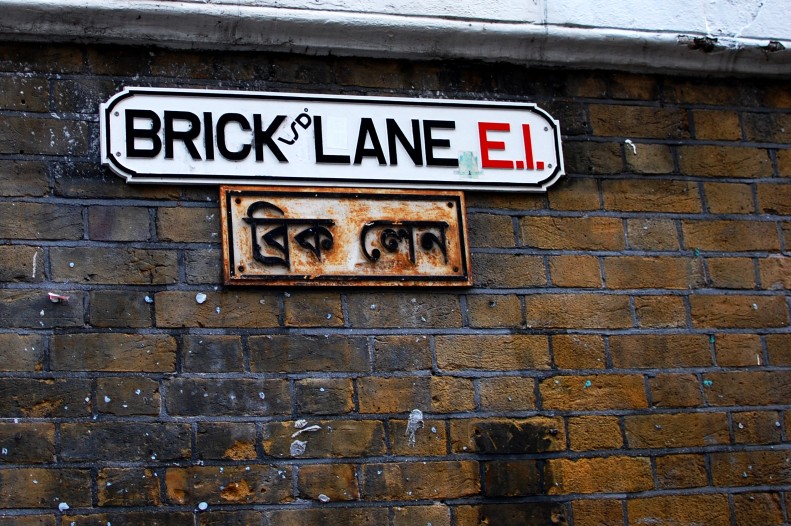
left=220, top=479, right=254, bottom=502
left=223, top=440, right=256, bottom=460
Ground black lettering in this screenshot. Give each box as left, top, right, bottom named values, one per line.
left=164, top=111, right=201, bottom=160
left=217, top=113, right=251, bottom=161
left=254, top=114, right=288, bottom=162
left=125, top=109, right=162, bottom=158
left=353, top=118, right=387, bottom=165
left=386, top=118, right=423, bottom=166
left=423, top=120, right=458, bottom=167
left=314, top=116, right=351, bottom=164
left=203, top=112, right=214, bottom=161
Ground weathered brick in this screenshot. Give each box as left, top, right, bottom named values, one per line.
left=707, top=257, right=756, bottom=289
left=150, top=49, right=263, bottom=80
left=525, top=293, right=631, bottom=329
left=589, top=104, right=689, bottom=139
left=702, top=371, right=791, bottom=406
left=549, top=255, right=601, bottom=288
left=684, top=220, right=779, bottom=252
left=0, top=334, right=45, bottom=371
left=372, top=335, right=431, bottom=371
left=568, top=415, right=622, bottom=451
left=451, top=417, right=565, bottom=454
left=196, top=422, right=257, bottom=461
left=435, top=334, right=549, bottom=370
left=759, top=255, right=791, bottom=290
left=156, top=206, right=221, bottom=243
left=547, top=177, right=600, bottom=211
left=520, top=216, right=625, bottom=250
left=690, top=294, right=788, bottom=328
left=634, top=295, right=687, bottom=328
left=96, top=377, right=160, bottom=416
left=390, top=418, right=448, bottom=456
left=758, top=183, right=791, bottom=216
left=51, top=333, right=175, bottom=372
left=98, top=468, right=161, bottom=506
left=563, top=141, right=623, bottom=174
left=610, top=72, right=659, bottom=100
left=295, top=378, right=354, bottom=415
left=185, top=248, right=223, bottom=284
left=155, top=291, right=279, bottom=328
left=552, top=334, right=606, bottom=369
left=359, top=376, right=474, bottom=413
left=164, top=378, right=290, bottom=416
left=715, top=333, right=763, bottom=366
left=604, top=256, right=703, bottom=289
left=572, top=499, right=623, bottom=526
left=610, top=334, right=711, bottom=368
left=483, top=460, right=541, bottom=496
left=0, top=468, right=91, bottom=508
left=465, top=191, right=545, bottom=211
left=393, top=505, right=451, bottom=526
left=466, top=294, right=523, bottom=327
left=628, top=495, right=730, bottom=526
left=478, top=377, right=537, bottom=411
left=456, top=503, right=568, bottom=526
left=262, top=420, right=385, bottom=458
left=0, top=423, right=55, bottom=464
left=648, top=374, right=703, bottom=408
left=68, top=512, right=192, bottom=525
left=743, top=112, right=791, bottom=143
left=0, top=160, right=49, bottom=197
left=60, top=422, right=190, bottom=461
left=52, top=78, right=117, bottom=114
left=704, top=182, right=755, bottom=214
left=693, top=109, right=741, bottom=140
left=602, top=179, right=701, bottom=213
left=0, top=116, right=90, bottom=155
left=547, top=456, right=652, bottom=494
left=766, top=334, right=791, bottom=365
left=0, top=516, right=54, bottom=526
left=471, top=253, right=546, bottom=288
left=540, top=374, right=648, bottom=411
left=626, top=218, right=680, bottom=250
left=361, top=461, right=479, bottom=500
left=678, top=145, right=772, bottom=177
left=711, top=450, right=791, bottom=486
left=655, top=454, right=708, bottom=489
left=0, top=289, right=85, bottom=328
left=88, top=206, right=150, bottom=241
left=778, top=149, right=791, bottom=177
left=733, top=492, right=784, bottom=526
left=265, top=508, right=387, bottom=526
left=200, top=511, right=263, bottom=525
left=467, top=212, right=515, bottom=247
left=0, top=42, right=84, bottom=73
left=51, top=247, right=178, bottom=285
left=0, top=76, right=48, bottom=112
left=0, top=378, right=90, bottom=417
left=297, top=464, right=359, bottom=501
left=183, top=334, right=244, bottom=372
left=346, top=292, right=462, bottom=328
left=625, top=413, right=728, bottom=448
left=90, top=290, right=153, bottom=328
left=283, top=291, right=344, bottom=327
left=53, top=161, right=180, bottom=200
left=0, top=202, right=82, bottom=240
left=624, top=143, right=674, bottom=174
left=249, top=335, right=368, bottom=373
left=166, top=465, right=292, bottom=505
left=732, top=411, right=782, bottom=445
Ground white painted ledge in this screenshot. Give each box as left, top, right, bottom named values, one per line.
left=0, top=0, right=788, bottom=76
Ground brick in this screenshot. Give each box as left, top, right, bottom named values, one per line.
left=625, top=413, right=728, bottom=448
left=98, top=468, right=161, bottom=506
left=471, top=253, right=546, bottom=288
left=552, top=334, right=606, bottom=369
left=704, top=182, right=755, bottom=214
left=165, top=378, right=290, bottom=416
left=262, top=420, right=385, bottom=458
left=479, top=377, right=537, bottom=411
left=610, top=72, right=659, bottom=100
left=0, top=378, right=89, bottom=418
left=648, top=374, right=703, bottom=408
left=483, top=460, right=541, bottom=496
left=166, top=465, right=292, bottom=505
left=337, top=60, right=415, bottom=88
left=265, top=508, right=387, bottom=526
left=393, top=505, right=450, bottom=526
left=465, top=191, right=545, bottom=211
left=702, top=371, right=791, bottom=406
left=185, top=248, right=222, bottom=284
left=51, top=247, right=178, bottom=285
left=0, top=116, right=90, bottom=156
left=547, top=177, right=600, bottom=211
left=0, top=468, right=91, bottom=508
left=678, top=145, right=772, bottom=177
left=53, top=161, right=180, bottom=200
left=183, top=334, right=244, bottom=372
left=572, top=499, right=623, bottom=526
left=655, top=454, right=708, bottom=489
left=90, top=290, right=152, bottom=328
left=157, top=206, right=220, bottom=242
left=711, top=450, right=791, bottom=486
left=435, top=335, right=549, bottom=370
left=628, top=495, right=730, bottom=526
left=540, top=100, right=589, bottom=136
left=547, top=456, right=652, bottom=494
left=0, top=334, right=45, bottom=371
left=0, top=423, right=55, bottom=464
left=604, top=256, right=703, bottom=289
left=200, top=511, right=263, bottom=525
left=361, top=461, right=479, bottom=500
left=589, top=105, right=689, bottom=139
left=602, top=179, right=701, bottom=213
left=249, top=335, right=368, bottom=373
left=466, top=294, right=523, bottom=327
left=196, top=423, right=257, bottom=461
left=297, top=464, right=359, bottom=501
left=760, top=255, right=791, bottom=289
left=525, top=294, right=631, bottom=329
left=540, top=374, right=648, bottom=411
left=626, top=218, right=680, bottom=250
left=759, top=183, right=791, bottom=215
left=732, top=411, right=783, bottom=444
left=549, top=255, right=601, bottom=288
left=778, top=149, right=791, bottom=177
left=693, top=109, right=741, bottom=140
left=763, top=84, right=791, bottom=108
left=0, top=202, right=82, bottom=240
left=766, top=334, right=791, bottom=365
left=610, top=334, right=711, bottom=368
left=346, top=292, right=462, bottom=328
left=744, top=112, right=791, bottom=143
left=88, top=206, right=150, bottom=241
left=467, top=212, right=515, bottom=247
left=150, top=49, right=263, bottom=81
left=96, top=377, right=160, bottom=416
left=68, top=512, right=192, bottom=525
left=733, top=492, right=784, bottom=526
left=520, top=216, right=625, bottom=250
left=61, top=422, right=190, bottom=461
left=390, top=418, right=447, bottom=456
left=563, top=141, right=623, bottom=174
left=0, top=76, right=48, bottom=112
left=568, top=415, right=622, bottom=451
left=358, top=376, right=474, bottom=413
left=0, top=160, right=49, bottom=197
left=707, top=257, right=756, bottom=289
left=714, top=333, right=762, bottom=366
left=51, top=333, right=175, bottom=372
left=451, top=417, right=565, bottom=454
left=0, top=290, right=85, bottom=328
left=624, top=143, right=674, bottom=174
left=0, top=42, right=84, bottom=73
left=634, top=295, right=687, bottom=328
left=372, top=335, right=431, bottom=371
left=0, top=516, right=54, bottom=526
left=155, top=291, right=279, bottom=328
left=456, top=503, right=568, bottom=526
left=52, top=78, right=117, bottom=114
left=684, top=220, right=780, bottom=252
left=283, top=291, right=344, bottom=327
left=296, top=378, right=354, bottom=415
left=690, top=294, right=787, bottom=328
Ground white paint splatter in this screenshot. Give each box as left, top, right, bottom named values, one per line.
left=405, top=409, right=424, bottom=447
left=144, top=296, right=154, bottom=304
left=31, top=251, right=37, bottom=278
left=290, top=439, right=307, bottom=456
left=195, top=293, right=207, bottom=304
left=624, top=139, right=637, bottom=154
left=58, top=502, right=70, bottom=512
left=291, top=425, right=322, bottom=438
left=318, top=494, right=330, bottom=503
left=197, top=501, right=208, bottom=511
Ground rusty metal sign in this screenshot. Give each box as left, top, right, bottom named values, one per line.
left=221, top=186, right=471, bottom=286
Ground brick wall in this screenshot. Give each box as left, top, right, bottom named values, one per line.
left=0, top=42, right=789, bottom=525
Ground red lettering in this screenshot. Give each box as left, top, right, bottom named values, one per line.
left=522, top=124, right=535, bottom=170
left=478, top=122, right=514, bottom=169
